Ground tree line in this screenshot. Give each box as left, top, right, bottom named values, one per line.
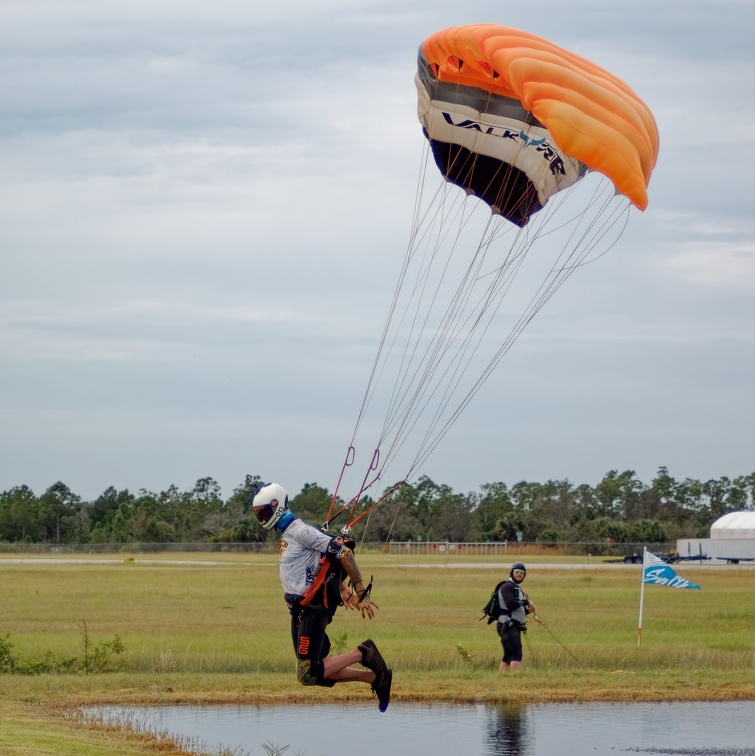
left=1, top=467, right=753, bottom=546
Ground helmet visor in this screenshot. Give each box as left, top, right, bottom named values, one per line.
left=253, top=504, right=274, bottom=525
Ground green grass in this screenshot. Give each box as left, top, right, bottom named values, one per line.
left=1, top=554, right=754, bottom=754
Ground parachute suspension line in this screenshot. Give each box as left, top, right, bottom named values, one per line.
left=517, top=184, right=629, bottom=337
left=400, top=153, right=558, bottom=462
left=401, top=181, right=633, bottom=479
left=347, top=140, right=443, bottom=429
left=384, top=493, right=404, bottom=542
left=409, top=224, right=534, bottom=471
left=557, top=187, right=631, bottom=270
left=346, top=479, right=407, bottom=529
left=374, top=206, right=505, bottom=475
left=326, top=444, right=355, bottom=526
left=390, top=227, right=527, bottom=476
left=400, top=221, right=537, bottom=477
left=344, top=447, right=381, bottom=526
left=343, top=173, right=509, bottom=505
left=411, top=135, right=434, bottom=234
left=340, top=194, right=631, bottom=521
left=483, top=182, right=624, bottom=359
left=355, top=507, right=372, bottom=553
left=489, top=183, right=628, bottom=356
left=324, top=456, right=386, bottom=533
left=361, top=172, right=474, bottom=449
left=334, top=142, right=476, bottom=516
left=357, top=85, right=545, bottom=481
left=381, top=218, right=514, bottom=472
left=337, top=142, right=445, bottom=503
left=327, top=478, right=408, bottom=538
left=349, top=201, right=472, bottom=498
left=352, top=207, right=460, bottom=500
left=348, top=142, right=470, bottom=443
left=361, top=175, right=630, bottom=493
left=354, top=489, right=405, bottom=554
left=378, top=198, right=486, bottom=447
left=356, top=141, right=550, bottom=484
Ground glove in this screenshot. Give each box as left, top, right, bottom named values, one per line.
left=352, top=580, right=379, bottom=619
left=356, top=593, right=377, bottom=620
left=340, top=583, right=358, bottom=610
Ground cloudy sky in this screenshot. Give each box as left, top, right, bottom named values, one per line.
left=2, top=0, right=753, bottom=503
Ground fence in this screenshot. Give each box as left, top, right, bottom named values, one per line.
left=0, top=542, right=278, bottom=555
left=383, top=541, right=675, bottom=557
left=0, top=540, right=675, bottom=558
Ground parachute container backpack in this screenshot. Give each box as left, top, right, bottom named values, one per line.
left=481, top=580, right=506, bottom=624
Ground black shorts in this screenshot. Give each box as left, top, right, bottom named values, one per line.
left=498, top=621, right=523, bottom=663
left=288, top=599, right=337, bottom=687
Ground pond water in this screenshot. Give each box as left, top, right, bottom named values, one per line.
left=88, top=700, right=755, bottom=756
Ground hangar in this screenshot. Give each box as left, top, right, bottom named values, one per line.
left=677, top=511, right=755, bottom=564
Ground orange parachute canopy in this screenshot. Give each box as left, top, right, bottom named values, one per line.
left=417, top=24, right=659, bottom=225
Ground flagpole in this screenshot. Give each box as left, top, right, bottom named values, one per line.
left=637, top=546, right=647, bottom=647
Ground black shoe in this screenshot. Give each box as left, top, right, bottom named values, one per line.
left=358, top=639, right=388, bottom=678
left=372, top=667, right=392, bottom=713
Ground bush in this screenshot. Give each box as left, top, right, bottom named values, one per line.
left=0, top=624, right=125, bottom=675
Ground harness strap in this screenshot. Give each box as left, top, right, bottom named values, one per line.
left=299, top=554, right=333, bottom=608
left=357, top=575, right=373, bottom=602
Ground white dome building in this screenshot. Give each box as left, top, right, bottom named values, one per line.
left=677, top=511, right=755, bottom=564
left=710, top=511, right=755, bottom=539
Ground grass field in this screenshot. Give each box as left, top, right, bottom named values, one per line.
left=1, top=553, right=753, bottom=755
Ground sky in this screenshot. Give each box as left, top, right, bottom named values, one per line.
left=2, top=0, right=754, bottom=503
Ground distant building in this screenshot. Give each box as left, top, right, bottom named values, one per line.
left=677, top=511, right=755, bottom=564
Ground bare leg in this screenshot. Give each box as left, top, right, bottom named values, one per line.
left=322, top=649, right=376, bottom=684
left=499, top=661, right=521, bottom=672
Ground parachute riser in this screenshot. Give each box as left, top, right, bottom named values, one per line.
left=345, top=479, right=408, bottom=529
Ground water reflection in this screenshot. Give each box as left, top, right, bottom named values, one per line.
left=86, top=701, right=755, bottom=756
left=485, top=704, right=531, bottom=756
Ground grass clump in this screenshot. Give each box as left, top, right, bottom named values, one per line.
left=0, top=621, right=125, bottom=675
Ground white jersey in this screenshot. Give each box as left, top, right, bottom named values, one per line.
left=279, top=518, right=334, bottom=596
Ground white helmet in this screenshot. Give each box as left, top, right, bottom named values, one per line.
left=252, top=483, right=289, bottom=530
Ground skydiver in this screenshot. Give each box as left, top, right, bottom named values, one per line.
left=495, top=562, right=536, bottom=671
left=252, top=483, right=392, bottom=712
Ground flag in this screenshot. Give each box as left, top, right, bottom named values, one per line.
left=642, top=551, right=701, bottom=590
left=637, top=548, right=701, bottom=646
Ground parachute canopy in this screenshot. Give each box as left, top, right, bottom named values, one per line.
left=333, top=25, right=660, bottom=514
left=417, top=24, right=659, bottom=226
